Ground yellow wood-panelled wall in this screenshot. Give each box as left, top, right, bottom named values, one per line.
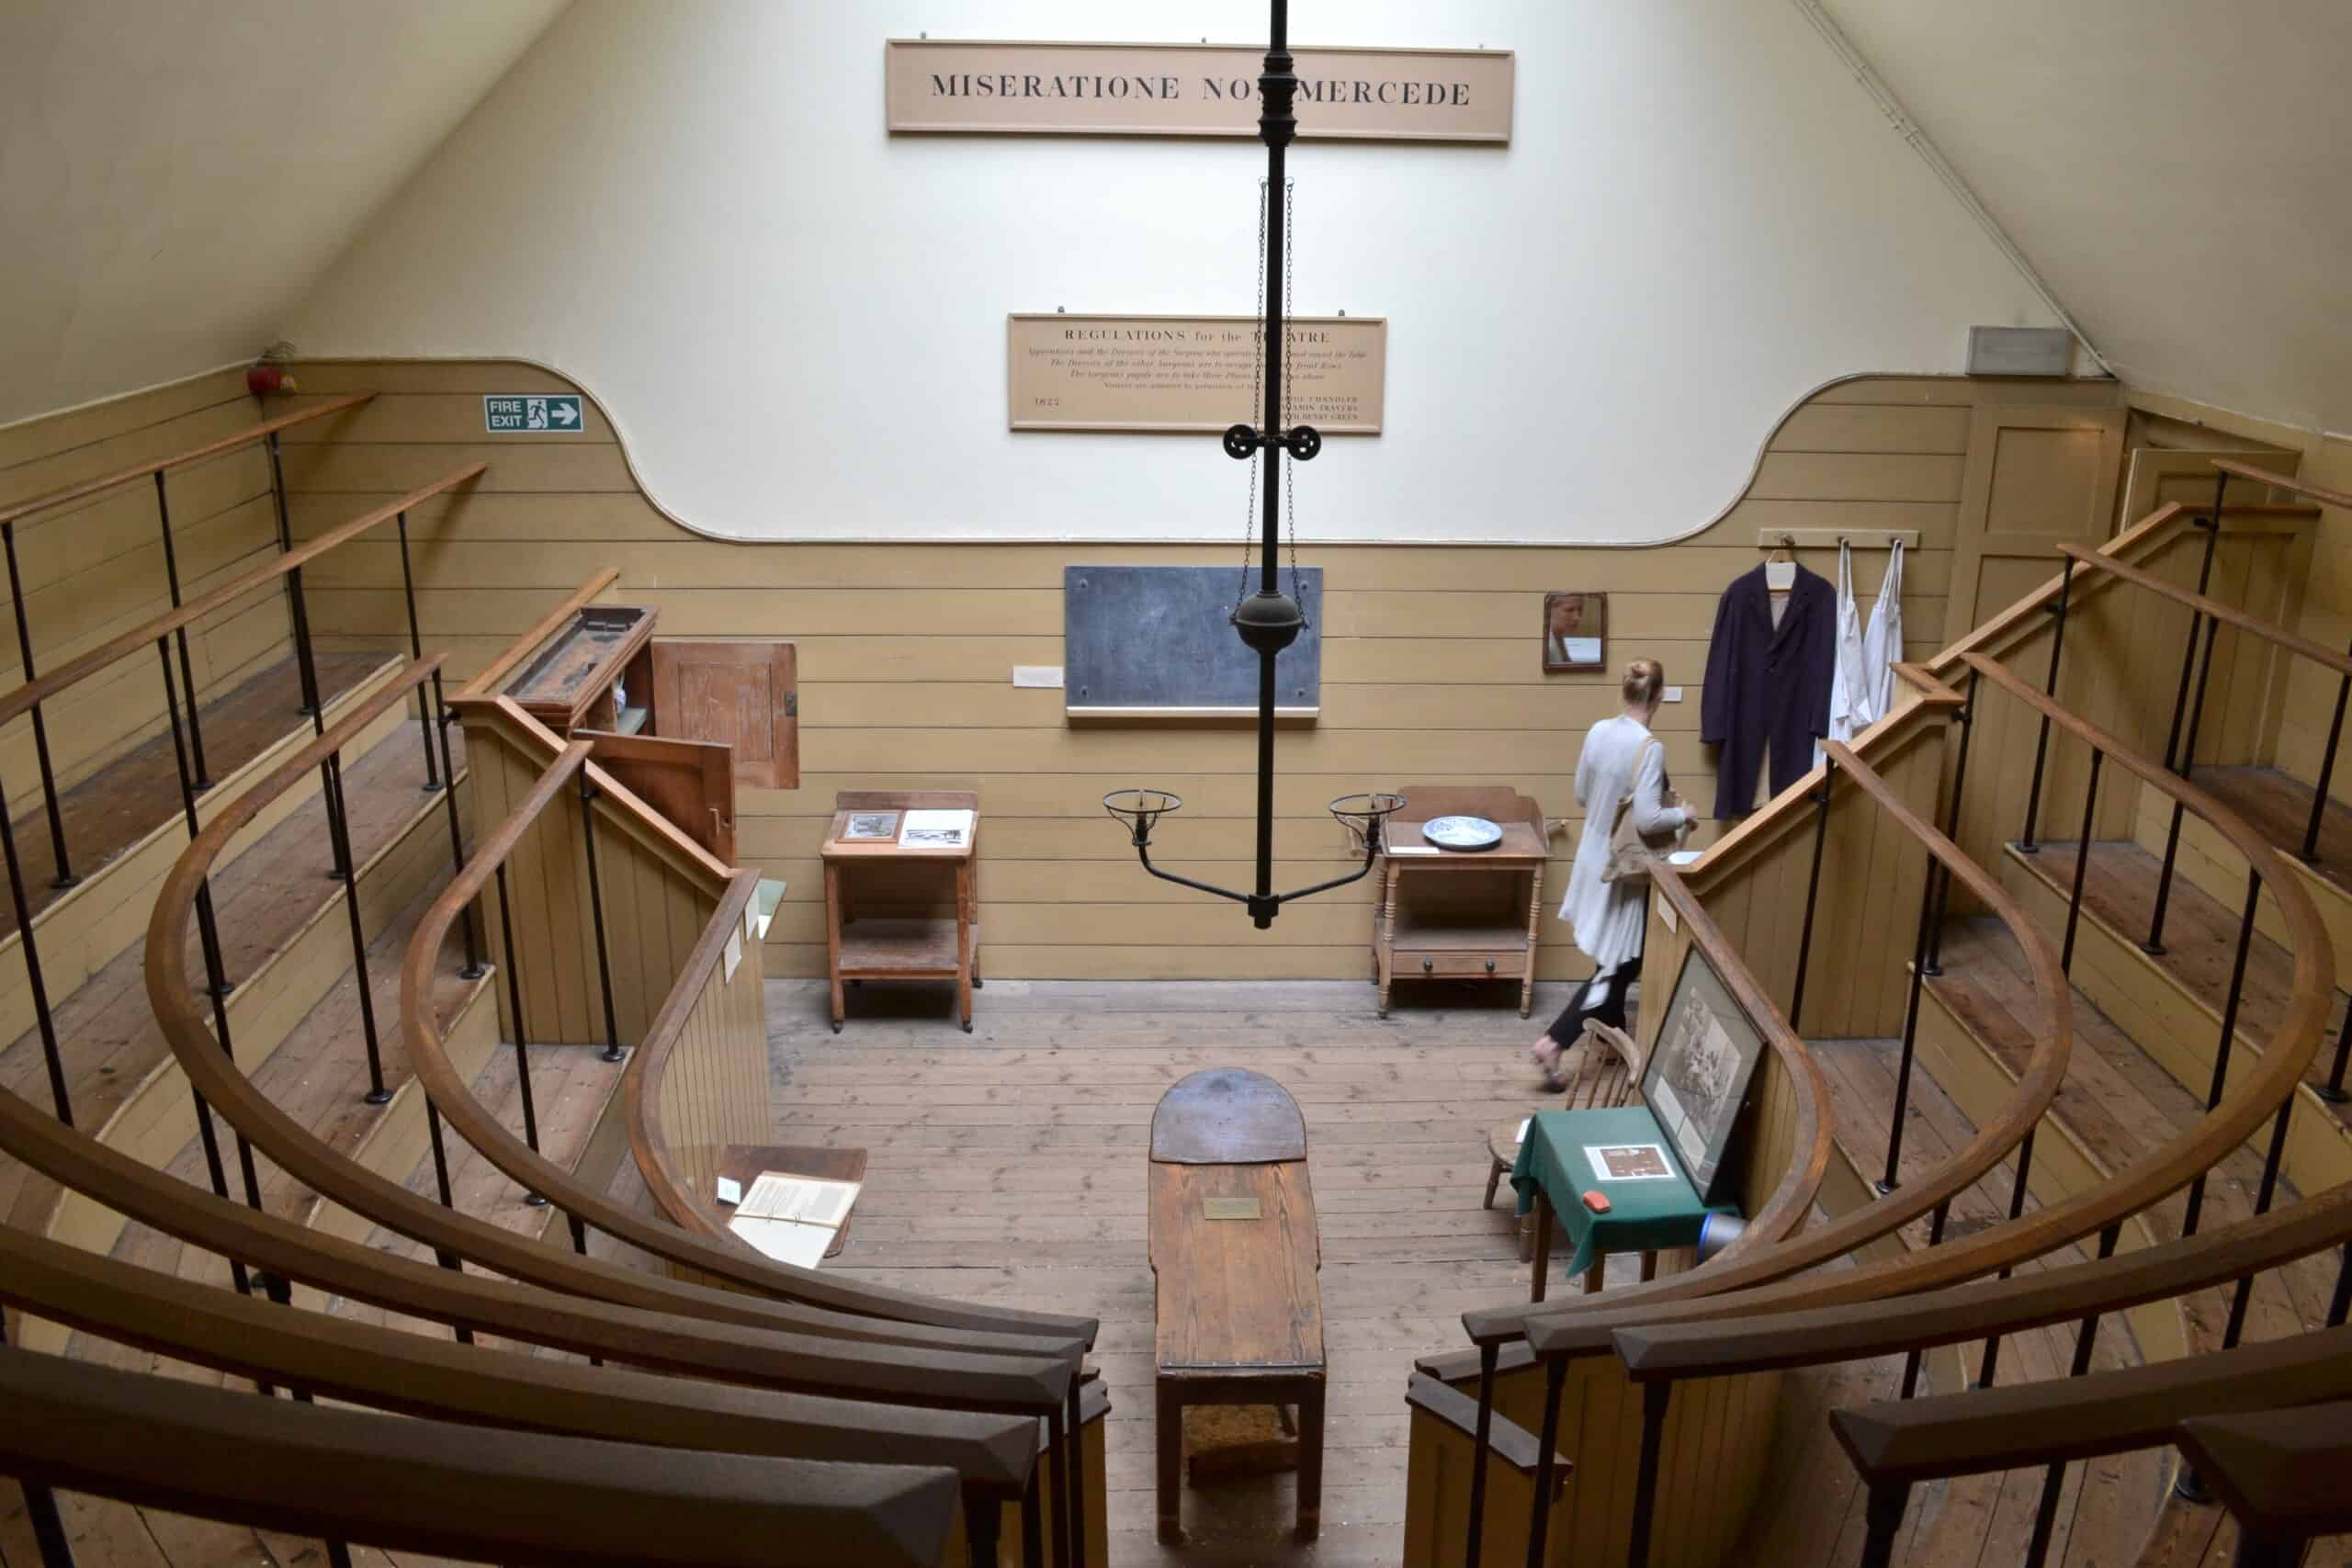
left=643, top=900, right=770, bottom=1220
left=458, top=709, right=721, bottom=1049
left=0, top=369, right=296, bottom=812
left=259, top=360, right=2123, bottom=983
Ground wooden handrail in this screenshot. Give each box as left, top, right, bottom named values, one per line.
left=1461, top=736, right=2068, bottom=1348
left=0, top=1344, right=962, bottom=1568
left=1500, top=656, right=2336, bottom=1363
left=458, top=566, right=623, bottom=699
left=1405, top=1373, right=1572, bottom=1487
left=0, top=392, right=374, bottom=526
left=628, top=867, right=769, bottom=1242
left=2213, top=457, right=2352, bottom=514
left=1830, top=1325, right=2352, bottom=1487
left=144, top=660, right=1089, bottom=1361
left=400, top=736, right=1098, bottom=1344
left=0, top=1216, right=1040, bottom=1495
left=0, top=460, right=484, bottom=729
left=1926, top=502, right=2187, bottom=682
left=1609, top=1181, right=2352, bottom=1381
left=2176, top=1399, right=2352, bottom=1545
left=2057, top=539, right=2352, bottom=680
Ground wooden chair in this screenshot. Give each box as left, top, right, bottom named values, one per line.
left=1483, top=1021, right=1645, bottom=1260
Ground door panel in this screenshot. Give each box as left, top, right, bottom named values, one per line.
left=576, top=729, right=736, bottom=864
left=650, top=639, right=798, bottom=790
left=1943, top=405, right=2126, bottom=645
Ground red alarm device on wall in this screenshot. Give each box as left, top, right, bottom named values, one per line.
left=1582, top=1190, right=1611, bottom=1214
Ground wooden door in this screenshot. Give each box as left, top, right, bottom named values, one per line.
left=1943, top=405, right=2127, bottom=644
left=577, top=730, right=737, bottom=864
left=2120, top=444, right=2301, bottom=524
left=650, top=640, right=798, bottom=789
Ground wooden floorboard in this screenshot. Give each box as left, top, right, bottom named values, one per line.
left=2196, top=764, right=2352, bottom=904
left=0, top=652, right=382, bottom=942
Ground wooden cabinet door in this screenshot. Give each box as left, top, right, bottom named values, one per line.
left=1943, top=405, right=2126, bottom=644
left=650, top=639, right=798, bottom=789
left=577, top=730, right=736, bottom=864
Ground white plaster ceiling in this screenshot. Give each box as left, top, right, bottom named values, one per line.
left=0, top=0, right=568, bottom=428
left=1813, top=0, right=2352, bottom=436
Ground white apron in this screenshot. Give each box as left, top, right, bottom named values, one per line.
left=1860, top=538, right=1905, bottom=728
left=1824, top=539, right=1867, bottom=760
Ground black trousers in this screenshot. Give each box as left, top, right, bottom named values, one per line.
left=1544, top=952, right=1644, bottom=1048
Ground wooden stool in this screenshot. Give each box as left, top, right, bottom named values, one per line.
left=1485, top=1118, right=1536, bottom=1261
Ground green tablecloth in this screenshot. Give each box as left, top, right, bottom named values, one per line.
left=1510, top=1104, right=1736, bottom=1280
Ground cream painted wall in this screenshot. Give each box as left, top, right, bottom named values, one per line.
left=0, top=0, right=566, bottom=429
left=286, top=0, right=2064, bottom=545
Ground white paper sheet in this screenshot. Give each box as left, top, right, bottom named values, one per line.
left=899, top=808, right=975, bottom=848
left=729, top=1214, right=834, bottom=1269
left=738, top=1173, right=861, bottom=1227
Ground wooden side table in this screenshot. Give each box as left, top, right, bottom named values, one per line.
left=820, top=790, right=979, bottom=1033
left=1374, top=784, right=1549, bottom=1018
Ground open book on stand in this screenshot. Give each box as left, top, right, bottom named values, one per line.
left=726, top=1171, right=863, bottom=1269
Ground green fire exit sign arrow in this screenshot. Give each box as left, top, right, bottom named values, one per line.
left=483, top=395, right=582, bottom=434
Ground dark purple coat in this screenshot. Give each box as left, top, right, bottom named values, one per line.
left=1701, top=563, right=1837, bottom=818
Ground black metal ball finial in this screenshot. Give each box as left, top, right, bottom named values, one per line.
left=1284, top=424, right=1321, bottom=461
left=1223, top=423, right=1259, bottom=460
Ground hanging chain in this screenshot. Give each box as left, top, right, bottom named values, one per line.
left=1234, top=175, right=1270, bottom=620
left=1282, top=176, right=1307, bottom=630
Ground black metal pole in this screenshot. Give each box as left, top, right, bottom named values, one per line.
left=1020, top=1474, right=1045, bottom=1568
left=322, top=747, right=389, bottom=1104
left=1973, top=1126, right=2037, bottom=1388
left=1856, top=1480, right=1911, bottom=1568
left=266, top=431, right=321, bottom=719
left=2328, top=1244, right=2350, bottom=1328
left=1896, top=1200, right=1951, bottom=1399
left=394, top=511, right=441, bottom=792
left=2183, top=871, right=2261, bottom=1238
left=2222, top=1098, right=2296, bottom=1349
left=3, top=521, right=74, bottom=888
left=1526, top=1354, right=1567, bottom=1568
left=2060, top=750, right=2105, bottom=973
left=578, top=778, right=626, bottom=1064
left=1045, top=1402, right=1071, bottom=1568
left=2023, top=1222, right=2123, bottom=1565
left=2159, top=476, right=2227, bottom=773
left=1923, top=677, right=1978, bottom=977
left=0, top=774, right=70, bottom=1124
left=153, top=470, right=210, bottom=788
left=1788, top=761, right=1834, bottom=1033
left=492, top=863, right=547, bottom=1203
left=2146, top=612, right=2222, bottom=955
left=2303, top=662, right=2350, bottom=864
left=1464, top=1340, right=1498, bottom=1568
left=1623, top=1381, right=1673, bottom=1568
left=1064, top=1379, right=1087, bottom=1568
left=1, top=1315, right=77, bottom=1568
left=1882, top=832, right=1942, bottom=1193
left=429, top=669, right=484, bottom=978
left=2018, top=560, right=2075, bottom=853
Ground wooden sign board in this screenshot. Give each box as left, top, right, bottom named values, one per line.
left=1010, top=314, right=1385, bottom=434
left=888, top=39, right=1511, bottom=142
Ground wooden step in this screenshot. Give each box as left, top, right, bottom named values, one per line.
left=0, top=652, right=398, bottom=1050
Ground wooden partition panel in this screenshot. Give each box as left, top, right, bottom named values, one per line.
left=636, top=879, right=772, bottom=1225
left=458, top=702, right=722, bottom=1047
left=280, top=358, right=2127, bottom=980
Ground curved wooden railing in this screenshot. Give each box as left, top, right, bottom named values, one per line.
left=0, top=393, right=374, bottom=527
left=0, top=1342, right=962, bottom=1568
left=628, top=866, right=775, bottom=1246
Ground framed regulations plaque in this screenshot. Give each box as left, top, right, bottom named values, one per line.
left=1009, top=314, right=1385, bottom=434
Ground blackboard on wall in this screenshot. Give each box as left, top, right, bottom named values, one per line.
left=1063, top=566, right=1323, bottom=718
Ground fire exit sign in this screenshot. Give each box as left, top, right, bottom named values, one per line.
left=483, top=394, right=582, bottom=433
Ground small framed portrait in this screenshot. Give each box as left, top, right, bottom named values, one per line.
left=1640, top=944, right=1769, bottom=1204
left=1542, top=592, right=1607, bottom=671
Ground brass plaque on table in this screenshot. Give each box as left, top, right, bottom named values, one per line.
left=1009, top=314, right=1385, bottom=434
left=888, top=40, right=1512, bottom=142
left=1203, top=1197, right=1263, bottom=1222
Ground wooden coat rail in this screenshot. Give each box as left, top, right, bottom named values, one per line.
left=143, top=665, right=1090, bottom=1361
left=0, top=392, right=374, bottom=525
left=1756, top=527, right=1921, bottom=551
left=0, top=1343, right=963, bottom=1568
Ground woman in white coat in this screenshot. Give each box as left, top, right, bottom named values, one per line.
left=1529, top=658, right=1692, bottom=1087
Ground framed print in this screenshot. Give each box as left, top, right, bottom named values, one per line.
left=1640, top=944, right=1767, bottom=1204
left=1543, top=592, right=1606, bottom=671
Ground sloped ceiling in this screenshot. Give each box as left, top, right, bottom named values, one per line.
left=1815, top=0, right=2352, bottom=436
left=0, top=0, right=567, bottom=428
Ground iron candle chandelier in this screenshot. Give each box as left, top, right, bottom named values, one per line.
left=1104, top=0, right=1403, bottom=929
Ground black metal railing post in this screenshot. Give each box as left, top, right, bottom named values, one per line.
left=2222, top=1097, right=2298, bottom=1349
left=2319, top=1021, right=2350, bottom=1107
left=266, top=430, right=321, bottom=720
left=2159, top=473, right=2228, bottom=775
left=1045, top=1401, right=1071, bottom=1568
left=1923, top=677, right=1979, bottom=978
left=2060, top=750, right=2105, bottom=974
left=1064, top=1379, right=1087, bottom=1568
left=0, top=773, right=70, bottom=1124
left=1881, top=834, right=1942, bottom=1194
left=2022, top=1222, right=2124, bottom=1567
left=1788, top=761, right=1835, bottom=1033
left=491, top=863, right=548, bottom=1205
left=151, top=470, right=210, bottom=789
left=1464, top=1340, right=1498, bottom=1568
left=2018, top=560, right=2075, bottom=853
left=393, top=510, right=442, bottom=794
left=2301, top=642, right=2351, bottom=866
left=320, top=739, right=389, bottom=1104
left=1856, top=1478, right=1912, bottom=1568
left=3, top=520, right=74, bottom=888
left=282, top=562, right=353, bottom=886
left=1, top=1314, right=77, bottom=1568
left=1019, top=1474, right=1044, bottom=1568
left=2328, top=1245, right=2350, bottom=1328
left=1896, top=1200, right=1951, bottom=1399
left=2145, top=612, right=2222, bottom=954
left=1973, top=1126, right=2039, bottom=1388
left=2183, top=871, right=2262, bottom=1238
left=1526, top=1353, right=1568, bottom=1568
left=577, top=778, right=627, bottom=1064
left=1623, top=1380, right=1673, bottom=1568
left=427, top=670, right=483, bottom=978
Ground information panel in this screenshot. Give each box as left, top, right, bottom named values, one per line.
left=1009, top=314, right=1385, bottom=434
left=888, top=40, right=1512, bottom=142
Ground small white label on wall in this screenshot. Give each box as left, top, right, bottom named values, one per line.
left=716, top=1177, right=742, bottom=1205
left=1662, top=686, right=1683, bottom=703
left=724, top=930, right=743, bottom=980
left=1658, top=897, right=1679, bottom=933
left=1012, top=666, right=1065, bottom=688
